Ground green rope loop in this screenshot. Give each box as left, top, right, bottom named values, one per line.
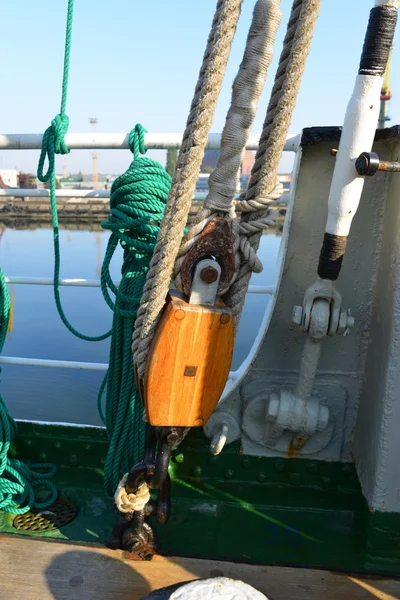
left=98, top=124, right=171, bottom=495
left=0, top=273, right=57, bottom=514
left=37, top=0, right=111, bottom=343
left=37, top=114, right=70, bottom=183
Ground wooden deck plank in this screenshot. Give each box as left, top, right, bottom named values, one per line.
left=1, top=535, right=399, bottom=599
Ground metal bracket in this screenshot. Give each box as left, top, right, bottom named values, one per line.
left=189, top=259, right=221, bottom=306
left=180, top=217, right=235, bottom=296
left=293, top=277, right=343, bottom=336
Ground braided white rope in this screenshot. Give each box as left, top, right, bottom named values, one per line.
left=114, top=474, right=150, bottom=514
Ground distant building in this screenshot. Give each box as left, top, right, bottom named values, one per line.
left=201, top=149, right=255, bottom=176
left=59, top=176, right=84, bottom=190
left=0, top=169, right=19, bottom=188
left=18, top=173, right=37, bottom=189
left=195, top=174, right=210, bottom=194
left=201, top=149, right=219, bottom=172
left=241, top=150, right=255, bottom=176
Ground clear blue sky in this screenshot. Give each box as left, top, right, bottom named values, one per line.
left=1, top=0, right=399, bottom=175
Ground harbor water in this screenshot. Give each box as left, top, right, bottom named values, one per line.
left=0, top=225, right=282, bottom=425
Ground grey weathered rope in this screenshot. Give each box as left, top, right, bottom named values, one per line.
left=174, top=0, right=282, bottom=297
left=227, top=0, right=321, bottom=329
left=133, top=0, right=243, bottom=377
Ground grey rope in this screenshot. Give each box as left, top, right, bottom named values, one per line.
left=133, top=0, right=243, bottom=378
left=227, top=0, right=321, bottom=330
left=174, top=0, right=283, bottom=297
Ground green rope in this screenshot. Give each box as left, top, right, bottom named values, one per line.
left=37, top=0, right=110, bottom=342
left=0, top=270, right=57, bottom=514
left=99, top=124, right=171, bottom=495
left=35, top=0, right=172, bottom=497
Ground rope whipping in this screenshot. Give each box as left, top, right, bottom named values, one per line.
left=99, top=125, right=171, bottom=495
left=226, top=0, right=321, bottom=328
left=133, top=0, right=244, bottom=378
left=0, top=270, right=57, bottom=514
left=174, top=0, right=283, bottom=298
left=37, top=0, right=110, bottom=342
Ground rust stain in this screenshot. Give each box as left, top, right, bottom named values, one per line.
left=288, top=436, right=310, bottom=458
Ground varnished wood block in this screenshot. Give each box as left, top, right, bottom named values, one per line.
left=144, top=293, right=234, bottom=427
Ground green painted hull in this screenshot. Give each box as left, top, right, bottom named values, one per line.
left=1, top=421, right=399, bottom=576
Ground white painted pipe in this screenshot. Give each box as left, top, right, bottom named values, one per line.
left=325, top=75, right=384, bottom=236
left=4, top=275, right=273, bottom=295
left=0, top=189, right=290, bottom=203
left=316, top=0, right=399, bottom=282
left=325, top=0, right=399, bottom=238
left=0, top=355, right=236, bottom=382
left=0, top=132, right=300, bottom=152
left=0, top=189, right=110, bottom=198
left=0, top=189, right=217, bottom=202
left=0, top=356, right=109, bottom=371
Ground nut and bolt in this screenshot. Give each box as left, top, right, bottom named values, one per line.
left=267, top=396, right=280, bottom=420
left=200, top=266, right=219, bottom=284
left=292, top=305, right=304, bottom=326
left=337, top=308, right=355, bottom=336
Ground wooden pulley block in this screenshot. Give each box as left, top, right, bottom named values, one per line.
left=143, top=292, right=234, bottom=427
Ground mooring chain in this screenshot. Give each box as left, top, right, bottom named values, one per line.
left=113, top=427, right=187, bottom=558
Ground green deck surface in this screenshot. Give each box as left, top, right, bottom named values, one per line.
left=1, top=421, right=399, bottom=576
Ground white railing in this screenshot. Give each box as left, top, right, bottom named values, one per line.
left=0, top=132, right=301, bottom=152
left=0, top=130, right=297, bottom=401
left=4, top=276, right=274, bottom=295
left=0, top=188, right=290, bottom=204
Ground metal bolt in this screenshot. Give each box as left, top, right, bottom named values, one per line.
left=346, top=309, right=355, bottom=330
left=257, top=473, right=267, bottom=483
left=292, top=305, right=303, bottom=326
left=194, top=418, right=204, bottom=427
left=289, top=473, right=302, bottom=486
left=274, top=459, right=285, bottom=473
left=192, top=466, right=202, bottom=478
left=210, top=423, right=228, bottom=455
left=267, top=396, right=280, bottom=420
left=54, top=441, right=61, bottom=449
left=174, top=453, right=184, bottom=464
left=224, top=469, right=234, bottom=480
left=200, top=265, right=219, bottom=284
left=220, top=313, right=230, bottom=325
left=306, top=462, right=319, bottom=474
left=69, top=454, right=78, bottom=467
left=317, top=405, right=330, bottom=432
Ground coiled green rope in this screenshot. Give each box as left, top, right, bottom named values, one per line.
left=0, top=270, right=57, bottom=513
left=99, top=124, right=171, bottom=495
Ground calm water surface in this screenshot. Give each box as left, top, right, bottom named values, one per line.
left=0, top=226, right=281, bottom=425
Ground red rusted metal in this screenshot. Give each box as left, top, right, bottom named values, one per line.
left=180, top=217, right=235, bottom=296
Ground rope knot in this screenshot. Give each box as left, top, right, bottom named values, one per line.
left=129, top=124, right=147, bottom=160
left=37, top=113, right=70, bottom=183
left=114, top=474, right=150, bottom=513
left=51, top=113, right=70, bottom=155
